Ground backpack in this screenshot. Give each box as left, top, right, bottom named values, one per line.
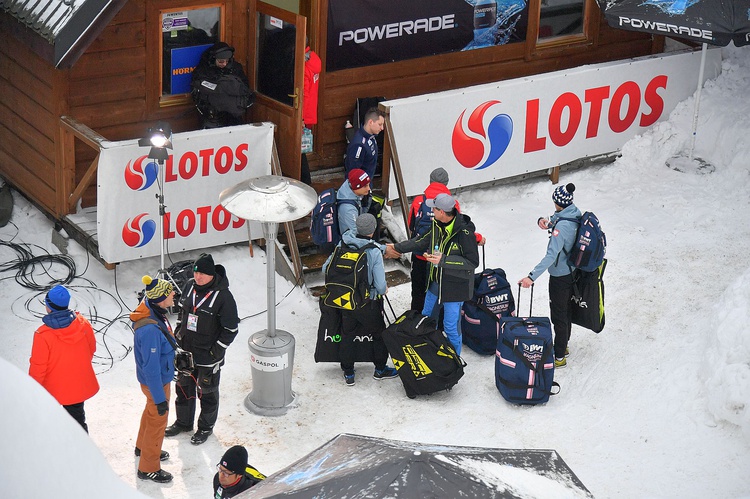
left=409, top=195, right=434, bottom=238
left=310, top=188, right=358, bottom=246
left=194, top=74, right=252, bottom=118
left=560, top=211, right=606, bottom=272
left=323, top=242, right=377, bottom=310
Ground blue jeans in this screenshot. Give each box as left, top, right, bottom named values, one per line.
left=422, top=289, right=462, bottom=356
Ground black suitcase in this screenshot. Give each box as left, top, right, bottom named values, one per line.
left=314, top=300, right=374, bottom=363
left=383, top=310, right=465, bottom=399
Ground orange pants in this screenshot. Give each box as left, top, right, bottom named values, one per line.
left=136, top=383, right=170, bottom=473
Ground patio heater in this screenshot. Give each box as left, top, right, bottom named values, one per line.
left=219, top=175, right=317, bottom=416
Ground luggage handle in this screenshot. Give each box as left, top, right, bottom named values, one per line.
left=516, top=283, right=534, bottom=317
left=381, top=295, right=397, bottom=326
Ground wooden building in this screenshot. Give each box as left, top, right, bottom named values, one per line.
left=0, top=0, right=661, bottom=221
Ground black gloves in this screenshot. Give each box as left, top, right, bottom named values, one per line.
left=156, top=401, right=168, bottom=416
left=210, top=343, right=226, bottom=361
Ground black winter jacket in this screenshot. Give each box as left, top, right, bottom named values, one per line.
left=176, top=264, right=239, bottom=366
left=394, top=213, right=479, bottom=303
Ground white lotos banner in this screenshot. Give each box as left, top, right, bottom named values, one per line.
left=97, top=124, right=275, bottom=263
left=382, top=48, right=721, bottom=200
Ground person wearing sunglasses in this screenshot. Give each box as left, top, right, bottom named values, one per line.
left=213, top=445, right=265, bottom=498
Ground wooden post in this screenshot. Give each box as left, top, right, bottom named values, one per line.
left=548, top=166, right=560, bottom=184
left=382, top=112, right=410, bottom=233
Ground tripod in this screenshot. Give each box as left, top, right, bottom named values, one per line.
left=139, top=122, right=182, bottom=306
left=153, top=157, right=182, bottom=300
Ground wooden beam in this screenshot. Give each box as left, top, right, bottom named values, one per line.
left=59, top=116, right=108, bottom=150
left=383, top=113, right=410, bottom=234
left=271, top=142, right=305, bottom=285
left=68, top=152, right=100, bottom=212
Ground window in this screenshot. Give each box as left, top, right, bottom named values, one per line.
left=160, top=6, right=223, bottom=104
left=538, top=0, right=585, bottom=40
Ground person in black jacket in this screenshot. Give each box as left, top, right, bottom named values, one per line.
left=191, top=42, right=252, bottom=128
left=388, top=193, right=479, bottom=355
left=164, top=253, right=239, bottom=445
left=213, top=445, right=264, bottom=498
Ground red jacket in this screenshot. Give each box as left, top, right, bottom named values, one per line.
left=303, top=47, right=321, bottom=125
left=29, top=312, right=99, bottom=405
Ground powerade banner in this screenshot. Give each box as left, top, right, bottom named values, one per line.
left=97, top=124, right=274, bottom=263
left=326, top=0, right=527, bottom=71
left=382, top=49, right=721, bottom=200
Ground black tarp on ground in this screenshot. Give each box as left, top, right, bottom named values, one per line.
left=241, top=433, right=592, bottom=498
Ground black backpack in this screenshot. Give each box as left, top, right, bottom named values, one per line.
left=323, top=242, right=377, bottom=310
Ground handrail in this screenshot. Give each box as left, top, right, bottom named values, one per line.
left=58, top=116, right=107, bottom=214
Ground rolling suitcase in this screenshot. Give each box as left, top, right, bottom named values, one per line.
left=462, top=246, right=515, bottom=355
left=383, top=310, right=465, bottom=399
left=495, top=284, right=559, bottom=405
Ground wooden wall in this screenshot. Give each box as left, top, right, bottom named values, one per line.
left=66, top=0, right=251, bottom=208
left=0, top=32, right=63, bottom=215
left=1, top=0, right=662, bottom=220
left=309, top=7, right=662, bottom=173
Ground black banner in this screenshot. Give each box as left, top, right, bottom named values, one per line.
left=327, top=0, right=528, bottom=72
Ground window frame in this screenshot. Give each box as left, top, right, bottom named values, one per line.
left=146, top=0, right=229, bottom=114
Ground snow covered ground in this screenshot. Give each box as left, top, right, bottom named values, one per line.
left=1, top=45, right=749, bottom=498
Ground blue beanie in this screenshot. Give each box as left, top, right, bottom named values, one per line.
left=552, top=183, right=575, bottom=207
left=45, top=285, right=70, bottom=311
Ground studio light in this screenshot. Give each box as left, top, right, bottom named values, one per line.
left=138, top=122, right=173, bottom=161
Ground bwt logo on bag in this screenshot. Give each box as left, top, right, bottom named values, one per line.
left=452, top=100, right=513, bottom=170
left=122, top=213, right=156, bottom=248
left=124, top=156, right=158, bottom=191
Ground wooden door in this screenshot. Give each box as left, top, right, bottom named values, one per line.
left=250, top=2, right=306, bottom=180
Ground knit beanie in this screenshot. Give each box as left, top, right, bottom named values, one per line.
left=219, top=445, right=248, bottom=475
left=193, top=253, right=216, bottom=276
left=45, top=285, right=70, bottom=311
left=142, top=275, right=173, bottom=303
left=429, top=167, right=449, bottom=186
left=347, top=169, right=370, bottom=190
left=552, top=183, right=575, bottom=207
left=356, top=213, right=377, bottom=237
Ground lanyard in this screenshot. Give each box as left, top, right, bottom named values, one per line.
left=191, top=289, right=213, bottom=314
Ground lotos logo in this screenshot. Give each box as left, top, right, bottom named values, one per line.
left=124, top=156, right=158, bottom=191
left=452, top=100, right=513, bottom=170
left=122, top=214, right=156, bottom=248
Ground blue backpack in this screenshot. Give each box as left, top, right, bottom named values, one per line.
left=310, top=188, right=357, bottom=246
left=409, top=195, right=434, bottom=238
left=560, top=211, right=606, bottom=272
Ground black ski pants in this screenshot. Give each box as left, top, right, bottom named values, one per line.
left=549, top=273, right=575, bottom=359
left=174, top=367, right=221, bottom=431
left=340, top=299, right=388, bottom=373
left=64, top=401, right=88, bottom=433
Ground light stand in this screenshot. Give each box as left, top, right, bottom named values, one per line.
left=138, top=122, right=181, bottom=297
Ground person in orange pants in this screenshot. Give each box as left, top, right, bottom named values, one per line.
left=131, top=276, right=176, bottom=483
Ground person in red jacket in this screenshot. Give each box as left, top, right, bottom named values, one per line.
left=29, top=285, right=99, bottom=432
left=300, top=43, right=321, bottom=186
